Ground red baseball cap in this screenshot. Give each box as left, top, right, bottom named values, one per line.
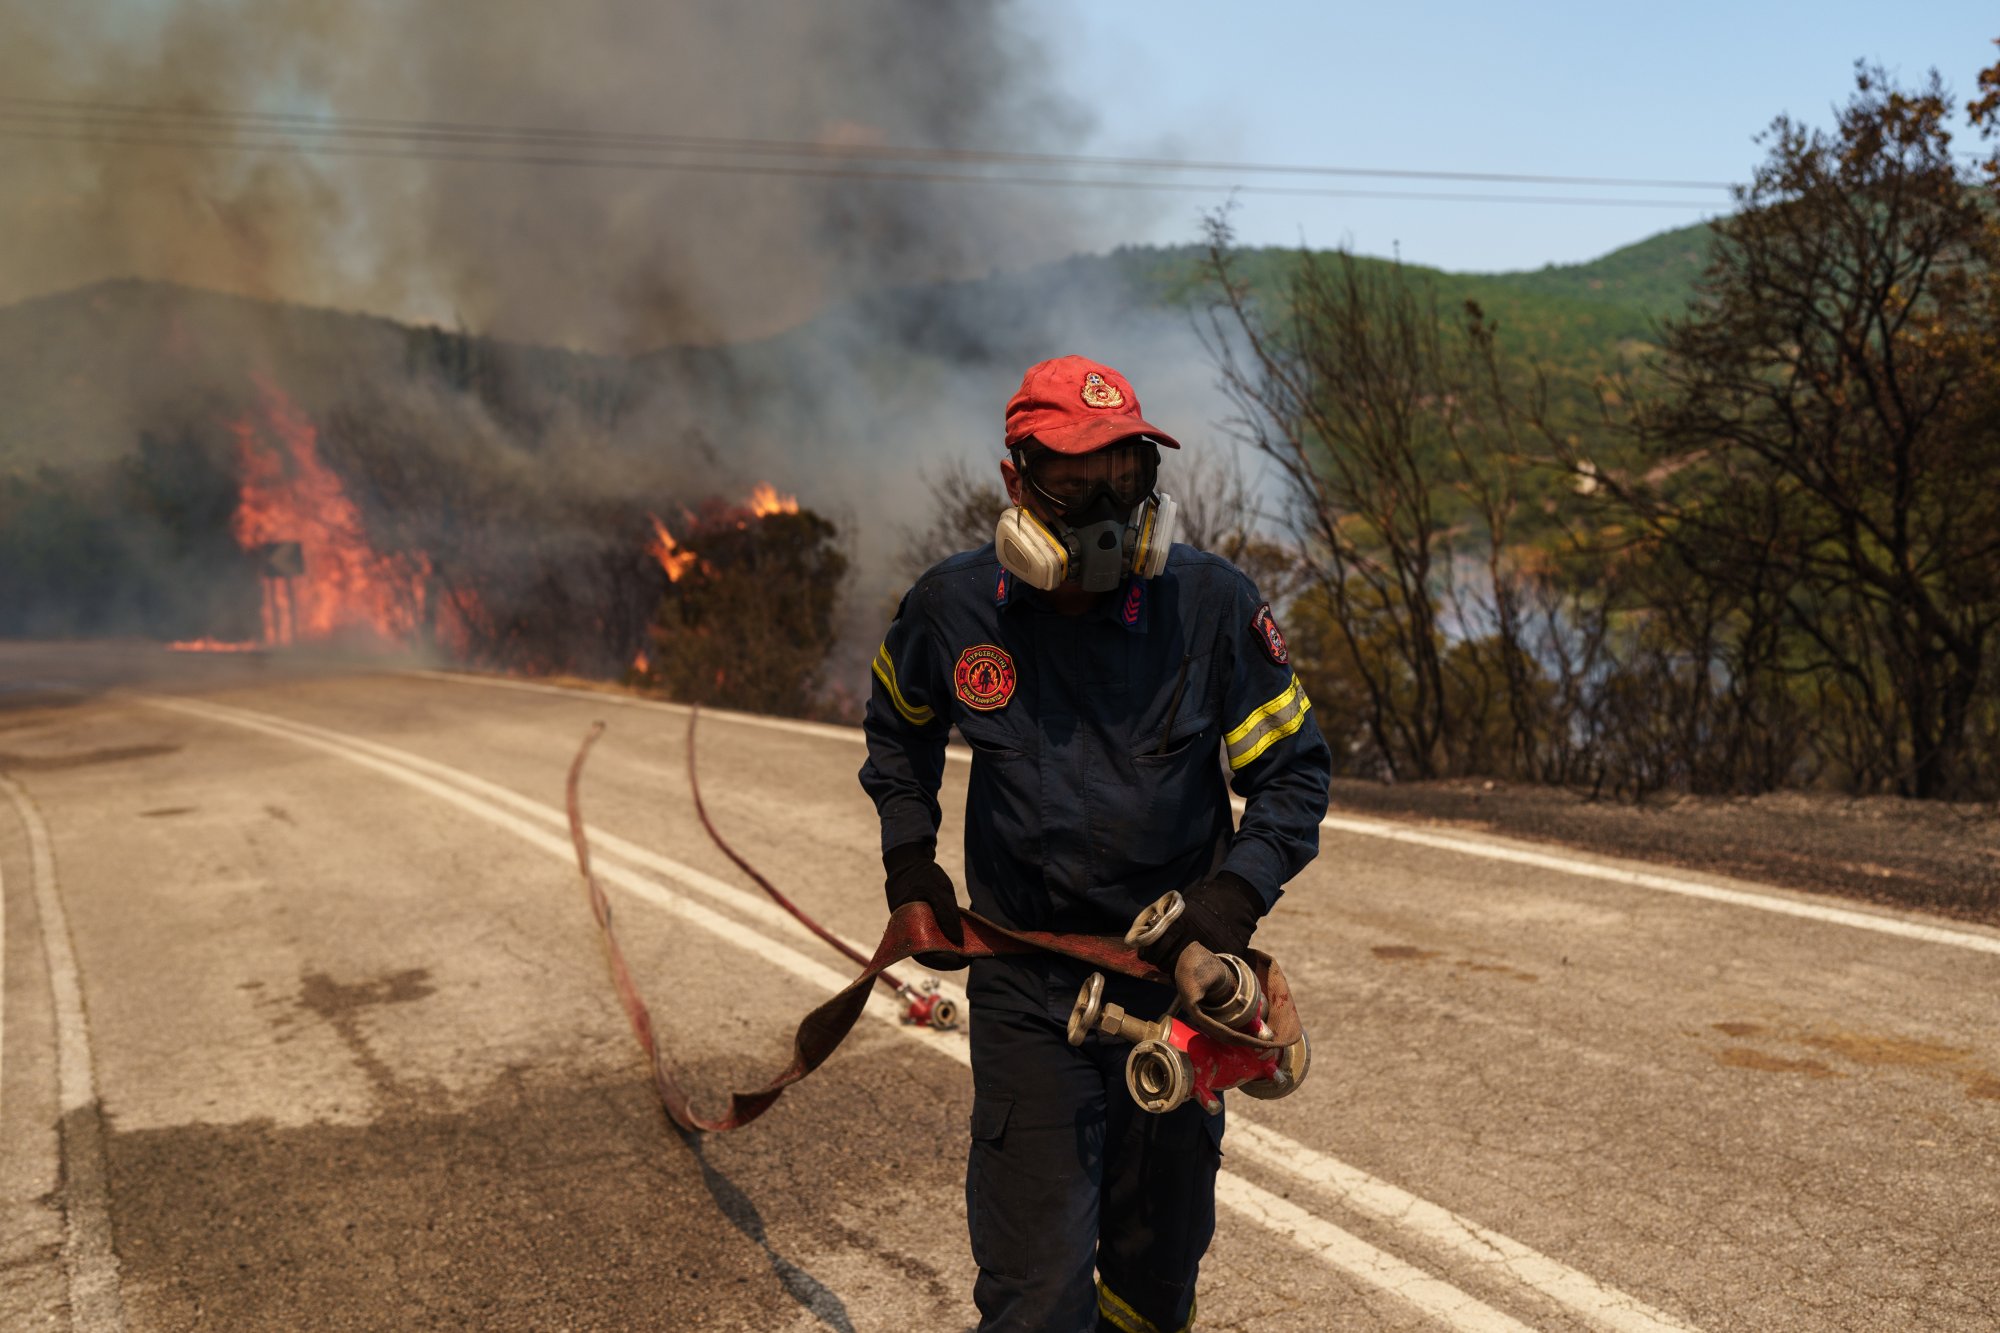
left=1004, top=355, right=1182, bottom=455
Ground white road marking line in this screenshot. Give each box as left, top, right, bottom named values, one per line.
left=1213, top=1174, right=1537, bottom=1333
left=148, top=696, right=1592, bottom=1328
left=153, top=694, right=970, bottom=1018
left=401, top=670, right=875, bottom=748
left=152, top=688, right=1704, bottom=1328
left=414, top=670, right=2000, bottom=958
left=1226, top=1121, right=1692, bottom=1333
left=0, top=774, right=128, bottom=1333
left=388, top=682, right=1716, bottom=1331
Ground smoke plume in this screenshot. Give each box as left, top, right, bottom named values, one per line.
left=0, top=1, right=1237, bottom=699
left=1, top=0, right=1101, bottom=349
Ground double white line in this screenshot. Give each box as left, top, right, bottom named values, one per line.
left=0, top=773, right=128, bottom=1332
left=143, top=691, right=1695, bottom=1332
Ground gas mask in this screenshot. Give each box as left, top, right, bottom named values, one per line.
left=993, top=440, right=1180, bottom=593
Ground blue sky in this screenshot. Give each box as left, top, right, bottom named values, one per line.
left=1026, top=2, right=1998, bottom=273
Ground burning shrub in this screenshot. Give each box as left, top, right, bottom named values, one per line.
left=3, top=348, right=853, bottom=710
left=634, top=496, right=848, bottom=719
left=308, top=380, right=675, bottom=675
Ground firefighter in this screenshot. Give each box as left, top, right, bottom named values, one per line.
left=859, top=355, right=1332, bottom=1332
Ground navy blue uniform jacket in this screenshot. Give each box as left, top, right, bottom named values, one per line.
left=859, top=543, right=1332, bottom=975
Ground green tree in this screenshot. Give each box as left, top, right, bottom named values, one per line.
left=1580, top=66, right=2000, bottom=797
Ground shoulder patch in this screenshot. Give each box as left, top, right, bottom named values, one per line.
left=1252, top=602, right=1289, bottom=666
left=955, top=644, right=1016, bottom=711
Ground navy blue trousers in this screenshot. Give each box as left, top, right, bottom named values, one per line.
left=965, top=995, right=1223, bottom=1332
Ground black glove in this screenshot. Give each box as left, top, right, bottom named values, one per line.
left=1136, top=872, right=1264, bottom=969
left=884, top=840, right=966, bottom=969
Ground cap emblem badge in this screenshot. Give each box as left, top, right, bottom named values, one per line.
left=1080, top=371, right=1125, bottom=409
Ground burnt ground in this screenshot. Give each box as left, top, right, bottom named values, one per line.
left=1326, top=777, right=2000, bottom=928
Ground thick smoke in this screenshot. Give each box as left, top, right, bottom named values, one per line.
left=0, top=1, right=1237, bottom=696
left=1, top=0, right=1105, bottom=348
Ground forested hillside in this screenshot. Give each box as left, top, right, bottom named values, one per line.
left=0, top=219, right=1712, bottom=706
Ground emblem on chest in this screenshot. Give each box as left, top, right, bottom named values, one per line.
left=955, top=644, right=1017, bottom=711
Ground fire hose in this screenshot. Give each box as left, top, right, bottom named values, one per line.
left=564, top=717, right=1309, bottom=1135
left=681, top=709, right=957, bottom=1030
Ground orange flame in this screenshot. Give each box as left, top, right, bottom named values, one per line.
left=748, top=483, right=799, bottom=517
left=167, top=638, right=263, bottom=653
left=646, top=514, right=699, bottom=583
left=230, top=379, right=433, bottom=649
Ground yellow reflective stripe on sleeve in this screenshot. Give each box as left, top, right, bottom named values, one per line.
left=1225, top=676, right=1299, bottom=747
left=1095, top=1281, right=1193, bottom=1333
left=871, top=642, right=935, bottom=727
left=1231, top=691, right=1311, bottom=769
left=1224, top=676, right=1312, bottom=770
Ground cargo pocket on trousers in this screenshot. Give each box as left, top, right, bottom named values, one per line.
left=965, top=1094, right=1014, bottom=1275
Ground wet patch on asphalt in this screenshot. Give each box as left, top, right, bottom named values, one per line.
left=295, top=969, right=440, bottom=1106
left=102, top=1068, right=809, bottom=1332
left=1716, top=1048, right=1840, bottom=1078
left=1796, top=1031, right=1970, bottom=1069
left=0, top=689, right=89, bottom=715
left=1711, top=1022, right=2000, bottom=1101
left=103, top=1046, right=978, bottom=1331
left=1371, top=944, right=1537, bottom=981
left=1451, top=958, right=1539, bottom=983
left=0, top=744, right=182, bottom=770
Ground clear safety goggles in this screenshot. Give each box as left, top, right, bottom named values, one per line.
left=1017, top=439, right=1160, bottom=516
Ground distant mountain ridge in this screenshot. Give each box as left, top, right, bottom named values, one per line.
left=0, top=220, right=1716, bottom=670
left=0, top=220, right=1716, bottom=483
left=1096, top=219, right=1715, bottom=372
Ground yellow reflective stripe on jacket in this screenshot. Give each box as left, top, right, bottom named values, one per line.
left=871, top=641, right=935, bottom=727
left=1096, top=1280, right=1193, bottom=1333
left=1223, top=675, right=1312, bottom=771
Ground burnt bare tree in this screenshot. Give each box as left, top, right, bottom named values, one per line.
left=1204, top=220, right=1545, bottom=780
left=1162, top=446, right=1308, bottom=611
left=897, top=459, right=1006, bottom=582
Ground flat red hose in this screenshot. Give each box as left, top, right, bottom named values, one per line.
left=565, top=722, right=1299, bottom=1133
left=681, top=707, right=907, bottom=993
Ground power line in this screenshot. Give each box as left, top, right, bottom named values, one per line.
left=0, top=94, right=1737, bottom=194
left=0, top=119, right=1723, bottom=213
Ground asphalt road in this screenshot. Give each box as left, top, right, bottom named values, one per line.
left=2, top=642, right=1997, bottom=1332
